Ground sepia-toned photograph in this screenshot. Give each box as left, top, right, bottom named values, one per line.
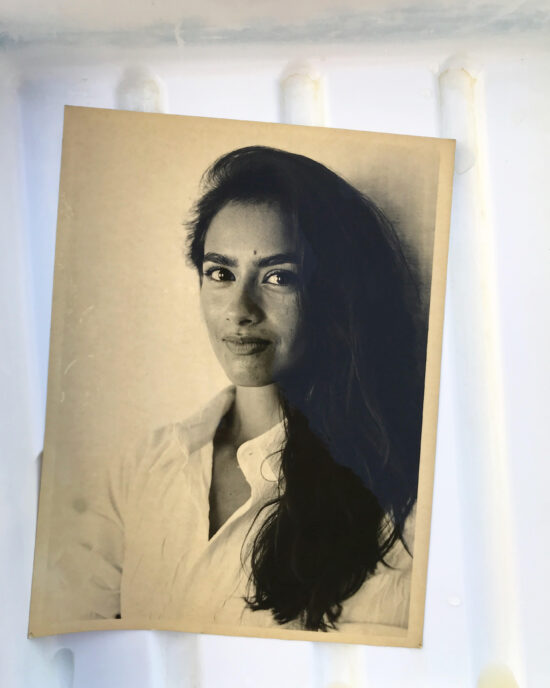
left=29, top=106, right=454, bottom=647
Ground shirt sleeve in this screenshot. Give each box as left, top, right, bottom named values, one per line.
left=336, top=505, right=417, bottom=631
left=44, top=442, right=130, bottom=623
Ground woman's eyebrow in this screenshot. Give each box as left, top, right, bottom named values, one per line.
left=257, top=253, right=299, bottom=268
left=203, top=252, right=237, bottom=267
left=203, top=252, right=299, bottom=268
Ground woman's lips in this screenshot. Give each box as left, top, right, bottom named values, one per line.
left=222, top=336, right=271, bottom=355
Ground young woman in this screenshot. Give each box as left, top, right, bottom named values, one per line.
left=55, top=145, right=424, bottom=634
left=182, top=145, right=424, bottom=631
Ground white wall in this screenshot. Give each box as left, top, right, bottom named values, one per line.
left=1, top=35, right=548, bottom=687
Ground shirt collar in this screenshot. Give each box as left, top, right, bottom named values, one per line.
left=236, top=419, right=286, bottom=487
left=176, top=386, right=236, bottom=455
left=176, top=386, right=286, bottom=486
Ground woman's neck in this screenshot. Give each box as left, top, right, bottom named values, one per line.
left=228, top=384, right=283, bottom=447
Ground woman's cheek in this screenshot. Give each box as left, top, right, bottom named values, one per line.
left=201, top=290, right=226, bottom=333
left=276, top=299, right=304, bottom=354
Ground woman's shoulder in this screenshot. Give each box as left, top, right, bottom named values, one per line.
left=338, top=506, right=417, bottom=630
left=121, top=422, right=185, bottom=481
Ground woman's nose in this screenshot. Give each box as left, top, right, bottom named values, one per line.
left=226, top=283, right=264, bottom=326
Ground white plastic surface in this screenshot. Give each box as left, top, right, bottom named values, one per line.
left=1, top=37, right=549, bottom=688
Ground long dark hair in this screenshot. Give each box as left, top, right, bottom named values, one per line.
left=187, top=146, right=425, bottom=631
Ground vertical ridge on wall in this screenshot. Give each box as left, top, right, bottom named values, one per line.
left=438, top=63, right=523, bottom=686
left=0, top=56, right=52, bottom=687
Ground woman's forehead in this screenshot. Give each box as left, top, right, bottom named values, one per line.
left=204, top=201, right=298, bottom=257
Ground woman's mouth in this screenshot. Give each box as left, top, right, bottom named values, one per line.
left=222, top=336, right=271, bottom=355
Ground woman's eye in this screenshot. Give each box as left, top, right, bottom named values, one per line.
left=203, top=267, right=235, bottom=282
left=263, top=270, right=298, bottom=287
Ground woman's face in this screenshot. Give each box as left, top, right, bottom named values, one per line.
left=200, top=201, right=305, bottom=388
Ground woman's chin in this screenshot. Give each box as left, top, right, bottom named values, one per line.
left=222, top=360, right=298, bottom=389
left=227, top=374, right=275, bottom=388
left=222, top=365, right=276, bottom=388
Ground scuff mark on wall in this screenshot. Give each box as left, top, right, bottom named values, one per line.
left=0, top=2, right=549, bottom=49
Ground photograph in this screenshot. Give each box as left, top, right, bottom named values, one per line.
left=29, top=106, right=454, bottom=646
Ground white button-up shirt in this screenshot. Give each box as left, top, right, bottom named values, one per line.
left=49, top=387, right=414, bottom=635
